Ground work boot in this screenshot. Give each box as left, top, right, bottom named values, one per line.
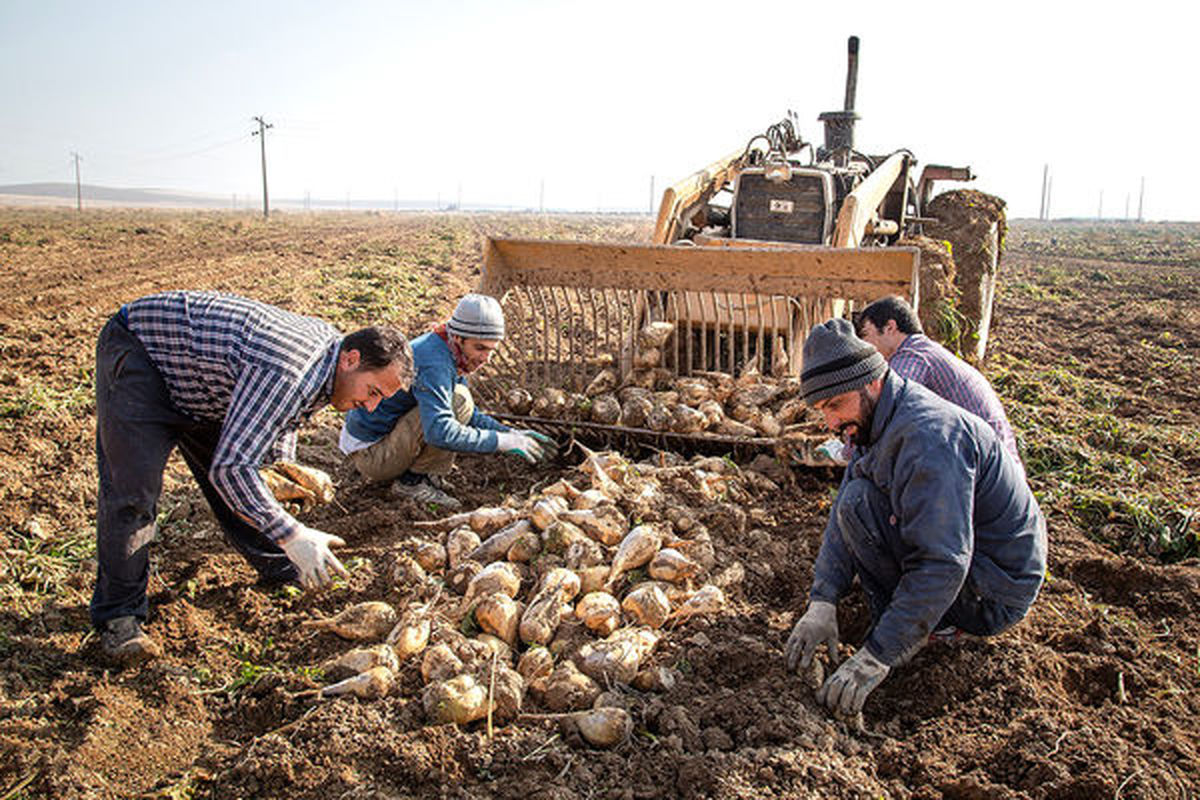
left=100, top=616, right=162, bottom=666
left=392, top=473, right=462, bottom=510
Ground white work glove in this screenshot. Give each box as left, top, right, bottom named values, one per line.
left=280, top=526, right=349, bottom=590
left=785, top=600, right=840, bottom=672
left=495, top=430, right=555, bottom=463
left=817, top=646, right=890, bottom=714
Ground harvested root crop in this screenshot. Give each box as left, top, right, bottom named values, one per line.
left=446, top=526, right=482, bottom=569
left=621, top=584, right=671, bottom=628
left=391, top=556, right=426, bottom=587
left=505, top=388, right=533, bottom=415
left=608, top=524, right=664, bottom=587
left=637, top=321, right=676, bottom=350
left=559, top=505, right=627, bottom=546
left=672, top=584, right=727, bottom=621
left=414, top=506, right=520, bottom=536
left=519, top=568, right=581, bottom=645
left=387, top=615, right=432, bottom=660
left=589, top=394, right=621, bottom=424
left=319, top=665, right=394, bottom=700
left=423, top=674, right=490, bottom=725
left=578, top=627, right=659, bottom=684
left=518, top=646, right=555, bottom=681
left=302, top=601, right=398, bottom=641
left=576, top=706, right=632, bottom=749
left=273, top=461, right=335, bottom=504
left=648, top=547, right=701, bottom=584
left=412, top=541, right=447, bottom=573
left=421, top=644, right=464, bottom=684
left=575, top=591, right=621, bottom=636
left=585, top=368, right=619, bottom=397
left=531, top=387, right=568, bottom=419
left=474, top=592, right=522, bottom=645
left=529, top=496, right=569, bottom=531
left=461, top=562, right=521, bottom=607
left=467, top=519, right=534, bottom=564
left=538, top=661, right=601, bottom=712
left=319, top=644, right=400, bottom=681
left=506, top=530, right=541, bottom=563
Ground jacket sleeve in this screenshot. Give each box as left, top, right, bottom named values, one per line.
left=809, top=463, right=858, bottom=604
left=864, top=434, right=975, bottom=665
left=413, top=363, right=500, bottom=453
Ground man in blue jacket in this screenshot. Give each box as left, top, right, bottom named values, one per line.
left=785, top=318, right=1046, bottom=715
left=339, top=293, right=555, bottom=508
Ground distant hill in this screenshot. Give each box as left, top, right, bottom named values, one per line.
left=0, top=182, right=228, bottom=208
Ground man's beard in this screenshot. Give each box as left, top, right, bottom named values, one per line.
left=837, top=387, right=877, bottom=448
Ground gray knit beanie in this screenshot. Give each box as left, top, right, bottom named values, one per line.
left=447, top=293, right=505, bottom=340
left=800, top=317, right=887, bottom=405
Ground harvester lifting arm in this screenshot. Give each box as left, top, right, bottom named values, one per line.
left=831, top=151, right=908, bottom=247
left=653, top=149, right=745, bottom=245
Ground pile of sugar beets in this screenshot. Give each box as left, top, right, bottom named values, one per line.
left=503, top=321, right=824, bottom=446
left=300, top=444, right=782, bottom=749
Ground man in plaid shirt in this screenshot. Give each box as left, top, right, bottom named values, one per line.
left=92, top=291, right=413, bottom=665
left=855, top=296, right=1021, bottom=469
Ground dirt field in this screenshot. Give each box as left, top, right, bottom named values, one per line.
left=0, top=209, right=1197, bottom=799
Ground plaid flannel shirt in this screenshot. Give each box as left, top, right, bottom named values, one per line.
left=889, top=334, right=1021, bottom=467
left=124, top=291, right=342, bottom=543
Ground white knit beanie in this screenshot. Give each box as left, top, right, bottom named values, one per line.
left=447, top=293, right=505, bottom=340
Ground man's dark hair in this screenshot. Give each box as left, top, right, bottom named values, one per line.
left=343, top=326, right=413, bottom=372
left=856, top=295, right=923, bottom=337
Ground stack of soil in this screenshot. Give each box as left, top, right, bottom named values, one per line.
left=925, top=189, right=1007, bottom=361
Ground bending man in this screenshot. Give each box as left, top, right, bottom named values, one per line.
left=785, top=318, right=1046, bottom=715
left=339, top=293, right=555, bottom=509
left=93, top=290, right=413, bottom=664
left=855, top=295, right=1020, bottom=467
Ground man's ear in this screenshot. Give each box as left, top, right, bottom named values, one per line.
left=339, top=348, right=361, bottom=372
left=884, top=319, right=901, bottom=336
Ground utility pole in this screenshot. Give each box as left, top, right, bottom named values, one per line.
left=1098, top=190, right=1103, bottom=220
left=251, top=116, right=273, bottom=219
left=71, top=152, right=82, bottom=211
left=539, top=179, right=545, bottom=214
left=1046, top=176, right=1052, bottom=220
left=1137, top=177, right=1144, bottom=222
left=1039, top=164, right=1048, bottom=221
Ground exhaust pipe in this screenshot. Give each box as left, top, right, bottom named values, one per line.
left=818, top=36, right=861, bottom=160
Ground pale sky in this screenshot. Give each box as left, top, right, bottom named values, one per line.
left=1, top=0, right=1195, bottom=220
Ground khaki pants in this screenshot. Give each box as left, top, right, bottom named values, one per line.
left=349, top=384, right=475, bottom=482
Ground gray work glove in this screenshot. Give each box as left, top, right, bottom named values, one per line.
left=280, top=526, right=349, bottom=590
left=496, top=430, right=557, bottom=463
left=817, top=646, right=890, bottom=714
left=785, top=600, right=839, bottom=672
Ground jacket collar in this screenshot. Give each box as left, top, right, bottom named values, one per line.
left=866, top=369, right=903, bottom=447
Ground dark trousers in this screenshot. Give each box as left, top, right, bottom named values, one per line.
left=90, top=314, right=296, bottom=629
left=834, top=478, right=1027, bottom=637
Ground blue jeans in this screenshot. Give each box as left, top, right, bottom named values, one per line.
left=834, top=478, right=1028, bottom=637
left=90, top=314, right=296, bottom=628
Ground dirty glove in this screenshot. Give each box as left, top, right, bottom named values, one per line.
left=817, top=646, right=890, bottom=715
left=496, top=430, right=555, bottom=463
left=786, top=600, right=839, bottom=672
left=280, top=526, right=349, bottom=590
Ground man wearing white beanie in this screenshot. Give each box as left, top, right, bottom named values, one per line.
left=785, top=317, right=1046, bottom=717
left=338, top=293, right=555, bottom=508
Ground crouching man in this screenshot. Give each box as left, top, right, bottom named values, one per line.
left=785, top=318, right=1046, bottom=715
left=339, top=293, right=556, bottom=509
left=93, top=291, right=414, bottom=664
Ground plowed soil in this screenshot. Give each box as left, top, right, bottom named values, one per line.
left=0, top=209, right=1197, bottom=799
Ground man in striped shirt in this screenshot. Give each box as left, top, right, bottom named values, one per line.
left=855, top=296, right=1022, bottom=469
left=92, top=291, right=413, bottom=665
